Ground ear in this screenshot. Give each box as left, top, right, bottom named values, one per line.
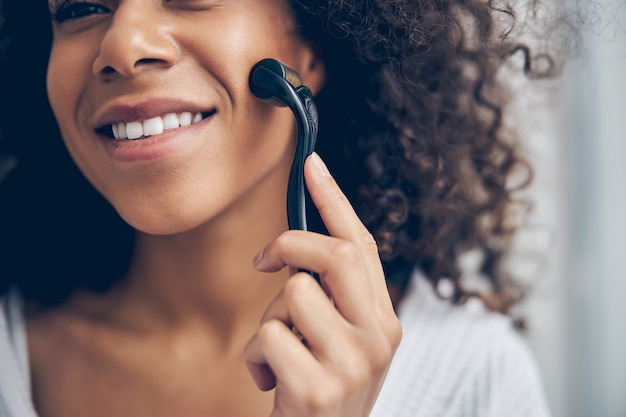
left=297, top=42, right=326, bottom=96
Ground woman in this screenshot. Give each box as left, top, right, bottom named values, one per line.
left=0, top=0, right=553, bottom=416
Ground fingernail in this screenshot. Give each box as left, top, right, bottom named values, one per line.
left=311, top=152, right=331, bottom=177
left=253, top=248, right=265, bottom=267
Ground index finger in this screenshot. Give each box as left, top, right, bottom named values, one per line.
left=305, top=153, right=391, bottom=308
left=305, top=153, right=379, bottom=258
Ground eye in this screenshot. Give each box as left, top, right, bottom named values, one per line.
left=164, top=0, right=224, bottom=11
left=50, top=0, right=110, bottom=23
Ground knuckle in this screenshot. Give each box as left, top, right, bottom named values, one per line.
left=274, top=231, right=297, bottom=251
left=283, top=274, right=317, bottom=303
left=330, top=240, right=361, bottom=266
left=358, top=228, right=378, bottom=252
left=257, top=319, right=285, bottom=345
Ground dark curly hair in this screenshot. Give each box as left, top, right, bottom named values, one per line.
left=289, top=0, right=570, bottom=313
left=0, top=0, right=566, bottom=312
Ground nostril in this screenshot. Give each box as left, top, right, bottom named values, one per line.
left=136, top=58, right=163, bottom=65
left=92, top=30, right=179, bottom=79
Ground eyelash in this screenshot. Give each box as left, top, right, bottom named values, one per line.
left=50, top=0, right=110, bottom=23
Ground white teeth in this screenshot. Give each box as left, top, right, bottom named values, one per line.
left=111, top=112, right=205, bottom=140
left=163, top=113, right=179, bottom=130
left=117, top=122, right=127, bottom=139
left=143, top=117, right=164, bottom=136
left=113, top=123, right=128, bottom=139
left=179, top=112, right=192, bottom=127
left=126, top=121, right=143, bottom=140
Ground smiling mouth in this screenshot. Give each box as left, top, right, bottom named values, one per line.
left=97, top=110, right=216, bottom=140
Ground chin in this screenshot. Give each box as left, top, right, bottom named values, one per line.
left=114, top=202, right=215, bottom=236
left=132, top=220, right=199, bottom=237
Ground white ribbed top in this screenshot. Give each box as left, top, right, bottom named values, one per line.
left=0, top=273, right=550, bottom=417
left=371, top=273, right=550, bottom=417
left=0, top=288, right=37, bottom=417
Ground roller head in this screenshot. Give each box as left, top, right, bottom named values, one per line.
left=249, top=58, right=303, bottom=106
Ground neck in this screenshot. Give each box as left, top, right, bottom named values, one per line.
left=98, top=179, right=291, bottom=347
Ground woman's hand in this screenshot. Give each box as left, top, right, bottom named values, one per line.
left=244, top=152, right=402, bottom=417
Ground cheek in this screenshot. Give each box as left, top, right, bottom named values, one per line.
left=46, top=63, right=66, bottom=130
left=47, top=45, right=86, bottom=137
left=46, top=43, right=103, bottom=180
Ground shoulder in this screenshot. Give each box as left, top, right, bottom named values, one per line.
left=372, top=272, right=550, bottom=417
left=0, top=288, right=37, bottom=417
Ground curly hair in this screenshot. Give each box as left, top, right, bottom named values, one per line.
left=0, top=0, right=563, bottom=312
left=290, top=0, right=565, bottom=313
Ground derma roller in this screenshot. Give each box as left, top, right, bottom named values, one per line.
left=249, top=58, right=320, bottom=281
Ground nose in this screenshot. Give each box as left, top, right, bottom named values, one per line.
left=92, top=3, right=178, bottom=79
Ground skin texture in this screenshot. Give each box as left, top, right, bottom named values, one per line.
left=47, top=0, right=312, bottom=235
left=27, top=1, right=402, bottom=416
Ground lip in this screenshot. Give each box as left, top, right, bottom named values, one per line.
left=100, top=116, right=215, bottom=163
left=93, top=98, right=217, bottom=163
left=93, top=97, right=214, bottom=128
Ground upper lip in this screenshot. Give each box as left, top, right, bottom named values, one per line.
left=92, top=97, right=216, bottom=129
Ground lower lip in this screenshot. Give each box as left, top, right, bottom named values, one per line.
left=100, top=116, right=213, bottom=163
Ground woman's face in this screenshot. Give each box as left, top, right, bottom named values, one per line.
left=46, top=0, right=323, bottom=234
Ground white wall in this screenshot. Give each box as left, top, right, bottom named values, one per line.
left=520, top=3, right=626, bottom=416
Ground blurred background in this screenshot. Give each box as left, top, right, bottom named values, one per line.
left=518, top=1, right=626, bottom=416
